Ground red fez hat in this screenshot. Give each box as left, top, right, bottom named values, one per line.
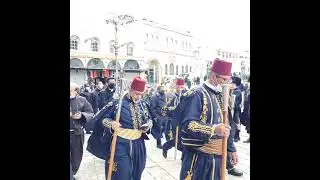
left=211, top=58, right=232, bottom=77
left=131, top=76, right=146, bottom=92
left=176, top=78, right=185, bottom=86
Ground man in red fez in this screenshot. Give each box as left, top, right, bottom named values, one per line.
left=175, top=58, right=241, bottom=179
left=87, top=76, right=159, bottom=180
left=161, top=78, right=187, bottom=158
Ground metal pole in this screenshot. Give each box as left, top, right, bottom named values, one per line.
left=153, top=65, right=156, bottom=84
left=114, top=24, right=119, bottom=96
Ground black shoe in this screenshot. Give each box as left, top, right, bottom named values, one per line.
left=228, top=168, right=243, bottom=176
left=157, top=143, right=163, bottom=149
left=162, top=149, right=168, bottom=158
left=156, top=139, right=163, bottom=149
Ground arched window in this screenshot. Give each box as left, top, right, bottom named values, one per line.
left=169, top=63, right=174, bottom=75
left=127, top=42, right=134, bottom=56
left=165, top=64, right=168, bottom=75
left=70, top=35, right=80, bottom=50
left=109, top=40, right=115, bottom=53
left=124, top=60, right=139, bottom=70
left=176, top=65, right=179, bottom=75
left=85, top=37, right=100, bottom=52
left=181, top=66, right=184, bottom=74
left=185, top=65, right=188, bottom=73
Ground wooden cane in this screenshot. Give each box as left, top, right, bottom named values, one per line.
left=107, top=94, right=124, bottom=180
left=174, top=126, right=179, bottom=160
left=174, top=90, right=182, bottom=160
left=221, top=84, right=230, bottom=180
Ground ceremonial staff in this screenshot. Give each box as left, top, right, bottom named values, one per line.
left=221, top=84, right=230, bottom=180
left=174, top=90, right=182, bottom=160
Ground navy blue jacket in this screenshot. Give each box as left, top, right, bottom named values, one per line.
left=175, top=84, right=237, bottom=153
left=87, top=94, right=161, bottom=160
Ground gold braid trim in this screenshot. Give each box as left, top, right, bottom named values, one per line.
left=187, top=121, right=214, bottom=135
left=184, top=154, right=198, bottom=180
left=200, top=91, right=208, bottom=123
left=130, top=103, right=142, bottom=129
left=135, top=103, right=142, bottom=128
left=197, top=139, right=223, bottom=155
left=102, top=118, right=113, bottom=128
left=168, top=130, right=174, bottom=140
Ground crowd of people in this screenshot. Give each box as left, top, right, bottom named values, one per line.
left=70, top=58, right=250, bottom=180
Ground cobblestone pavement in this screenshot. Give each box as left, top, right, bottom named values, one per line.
left=75, top=126, right=250, bottom=180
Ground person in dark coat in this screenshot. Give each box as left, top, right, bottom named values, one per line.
left=161, top=78, right=187, bottom=158
left=80, top=83, right=93, bottom=104
left=231, top=76, right=243, bottom=142
left=87, top=76, right=160, bottom=180
left=142, top=84, right=152, bottom=106
left=80, top=83, right=95, bottom=134
left=186, top=77, right=192, bottom=89
left=97, top=77, right=116, bottom=110
left=243, top=76, right=250, bottom=143
left=70, top=82, right=94, bottom=178
left=150, top=85, right=170, bottom=149
left=91, top=81, right=104, bottom=114
left=70, top=160, right=74, bottom=180
left=196, top=76, right=200, bottom=85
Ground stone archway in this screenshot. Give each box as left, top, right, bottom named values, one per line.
left=107, top=60, right=121, bottom=70
left=87, top=58, right=105, bottom=69
left=106, top=60, right=122, bottom=78
left=124, top=60, right=140, bottom=70
left=123, top=60, right=141, bottom=81
left=70, top=58, right=86, bottom=85
left=70, top=58, right=84, bottom=68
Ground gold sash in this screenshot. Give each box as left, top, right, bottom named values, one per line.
left=116, top=128, right=142, bottom=140
left=196, top=139, right=222, bottom=155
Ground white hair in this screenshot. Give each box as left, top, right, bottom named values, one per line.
left=70, top=82, right=80, bottom=90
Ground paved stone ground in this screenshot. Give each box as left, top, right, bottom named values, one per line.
left=75, top=125, right=250, bottom=180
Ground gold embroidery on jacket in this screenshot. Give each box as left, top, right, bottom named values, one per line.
left=187, top=121, right=213, bottom=135
left=129, top=103, right=142, bottom=129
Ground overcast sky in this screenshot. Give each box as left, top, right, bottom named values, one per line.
left=71, top=0, right=250, bottom=52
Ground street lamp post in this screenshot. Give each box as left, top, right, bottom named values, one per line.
left=106, top=14, right=135, bottom=96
